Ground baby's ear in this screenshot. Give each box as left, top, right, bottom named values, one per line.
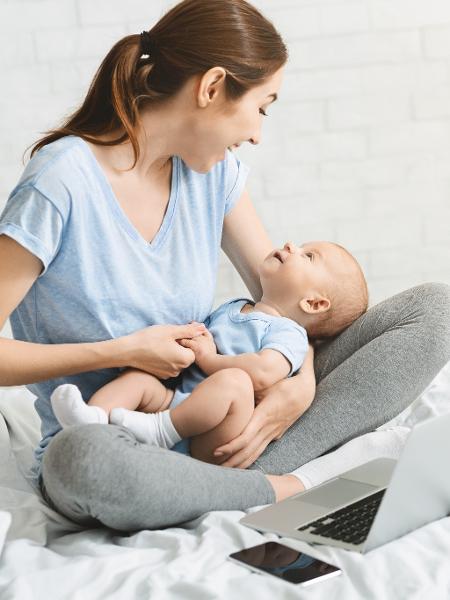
left=299, top=296, right=331, bottom=314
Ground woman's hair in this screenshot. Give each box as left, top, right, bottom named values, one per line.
left=25, top=0, right=288, bottom=170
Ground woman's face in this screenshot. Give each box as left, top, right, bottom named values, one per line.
left=180, top=66, right=284, bottom=173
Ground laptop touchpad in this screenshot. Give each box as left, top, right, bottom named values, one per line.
left=296, top=479, right=378, bottom=508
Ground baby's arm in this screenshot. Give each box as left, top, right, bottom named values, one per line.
left=202, top=350, right=292, bottom=391
left=179, top=331, right=291, bottom=391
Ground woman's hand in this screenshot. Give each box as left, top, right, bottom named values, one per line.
left=213, top=344, right=316, bottom=468
left=120, top=322, right=207, bottom=379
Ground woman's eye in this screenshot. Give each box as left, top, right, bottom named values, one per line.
left=259, top=108, right=268, bottom=117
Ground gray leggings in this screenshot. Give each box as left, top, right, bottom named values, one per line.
left=40, top=283, right=450, bottom=531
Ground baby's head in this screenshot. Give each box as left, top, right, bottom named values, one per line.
left=258, top=241, right=369, bottom=340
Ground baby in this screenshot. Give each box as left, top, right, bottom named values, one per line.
left=51, top=240, right=369, bottom=464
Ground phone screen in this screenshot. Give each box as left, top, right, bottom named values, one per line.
left=228, top=541, right=341, bottom=586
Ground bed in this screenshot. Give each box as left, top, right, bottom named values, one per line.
left=1, top=361, right=450, bottom=599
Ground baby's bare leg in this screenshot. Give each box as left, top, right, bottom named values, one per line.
left=170, top=368, right=254, bottom=466
left=88, top=368, right=174, bottom=417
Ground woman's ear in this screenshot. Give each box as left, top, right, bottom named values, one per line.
left=299, top=296, right=331, bottom=314
left=196, top=67, right=227, bottom=108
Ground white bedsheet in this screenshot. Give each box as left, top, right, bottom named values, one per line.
left=0, top=362, right=449, bottom=599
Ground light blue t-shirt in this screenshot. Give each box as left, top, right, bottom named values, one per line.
left=170, top=297, right=309, bottom=455
left=0, top=135, right=250, bottom=490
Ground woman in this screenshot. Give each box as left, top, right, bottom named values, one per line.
left=0, top=0, right=449, bottom=531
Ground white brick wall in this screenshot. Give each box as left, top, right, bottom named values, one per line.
left=1, top=0, right=450, bottom=339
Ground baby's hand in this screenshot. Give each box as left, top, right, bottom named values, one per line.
left=179, top=328, right=217, bottom=365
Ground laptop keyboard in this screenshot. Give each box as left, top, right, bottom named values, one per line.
left=297, top=488, right=386, bottom=546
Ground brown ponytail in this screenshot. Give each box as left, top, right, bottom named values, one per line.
left=26, top=0, right=288, bottom=170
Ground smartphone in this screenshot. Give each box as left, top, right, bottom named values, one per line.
left=228, top=541, right=341, bottom=587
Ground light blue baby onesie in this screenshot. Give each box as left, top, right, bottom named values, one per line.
left=170, top=297, right=309, bottom=455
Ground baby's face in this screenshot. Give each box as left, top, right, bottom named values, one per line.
left=259, top=240, right=349, bottom=309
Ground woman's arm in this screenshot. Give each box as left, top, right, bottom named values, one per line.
left=0, top=236, right=119, bottom=385
left=222, top=188, right=273, bottom=302
left=0, top=236, right=203, bottom=385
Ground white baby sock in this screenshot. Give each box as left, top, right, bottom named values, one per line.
left=288, top=426, right=411, bottom=490
left=109, top=408, right=182, bottom=449
left=50, top=383, right=108, bottom=428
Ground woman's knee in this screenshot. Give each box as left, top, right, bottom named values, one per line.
left=393, top=281, right=450, bottom=371
left=40, top=425, right=114, bottom=524
left=411, top=282, right=450, bottom=337
left=411, top=282, right=450, bottom=316
left=42, top=424, right=118, bottom=499
left=41, top=424, right=184, bottom=531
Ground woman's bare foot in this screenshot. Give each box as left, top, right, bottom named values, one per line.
left=266, top=474, right=305, bottom=502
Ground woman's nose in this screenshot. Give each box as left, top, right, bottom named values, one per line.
left=248, top=126, right=261, bottom=145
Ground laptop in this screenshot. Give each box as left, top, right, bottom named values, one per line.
left=241, top=412, right=450, bottom=553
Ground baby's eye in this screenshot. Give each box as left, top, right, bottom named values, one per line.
left=259, top=108, right=268, bottom=117
left=305, top=252, right=313, bottom=261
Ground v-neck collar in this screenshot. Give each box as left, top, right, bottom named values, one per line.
left=74, top=135, right=179, bottom=251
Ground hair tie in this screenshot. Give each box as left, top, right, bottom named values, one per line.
left=140, top=30, right=156, bottom=57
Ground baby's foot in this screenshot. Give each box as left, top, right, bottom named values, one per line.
left=110, top=408, right=181, bottom=449
left=51, top=384, right=108, bottom=428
